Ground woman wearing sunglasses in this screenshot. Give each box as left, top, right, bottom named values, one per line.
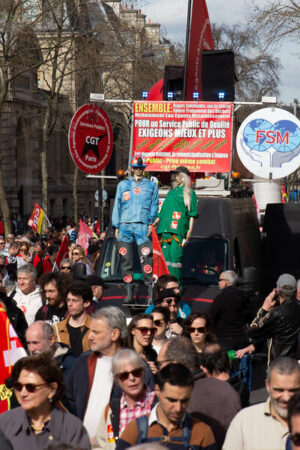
left=93, top=349, right=155, bottom=450
left=0, top=353, right=90, bottom=450
left=127, top=313, right=157, bottom=372
left=184, top=312, right=217, bottom=353
left=71, top=245, right=92, bottom=275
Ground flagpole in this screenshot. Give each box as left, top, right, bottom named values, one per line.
left=183, top=0, right=193, bottom=101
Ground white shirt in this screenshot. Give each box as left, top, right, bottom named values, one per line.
left=223, top=398, right=289, bottom=450
left=13, top=286, right=43, bottom=326
left=83, top=355, right=113, bottom=438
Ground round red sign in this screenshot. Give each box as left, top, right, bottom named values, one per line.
left=68, top=104, right=113, bottom=174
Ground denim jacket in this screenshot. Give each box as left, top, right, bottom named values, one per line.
left=112, top=177, right=158, bottom=228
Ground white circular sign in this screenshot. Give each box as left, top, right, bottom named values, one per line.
left=236, top=107, right=300, bottom=179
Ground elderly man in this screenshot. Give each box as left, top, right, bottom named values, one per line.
left=244, top=273, right=300, bottom=361
left=223, top=357, right=300, bottom=450
left=12, top=264, right=42, bottom=326
left=26, top=321, right=75, bottom=376
left=65, top=306, right=128, bottom=440
left=209, top=270, right=252, bottom=351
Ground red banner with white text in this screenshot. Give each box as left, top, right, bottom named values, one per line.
left=185, top=0, right=214, bottom=100
left=133, top=101, right=232, bottom=173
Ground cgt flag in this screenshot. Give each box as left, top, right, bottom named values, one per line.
left=28, top=202, right=51, bottom=235
left=152, top=225, right=169, bottom=282
left=0, top=305, right=27, bottom=412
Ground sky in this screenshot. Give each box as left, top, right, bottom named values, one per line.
left=142, top=0, right=299, bottom=105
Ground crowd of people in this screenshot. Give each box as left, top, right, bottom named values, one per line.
left=0, top=158, right=300, bottom=450
left=0, top=219, right=299, bottom=450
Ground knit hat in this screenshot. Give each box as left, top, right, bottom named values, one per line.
left=155, top=288, right=181, bottom=305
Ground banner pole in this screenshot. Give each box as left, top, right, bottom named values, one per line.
left=183, top=0, right=193, bottom=101
left=127, top=104, right=134, bottom=170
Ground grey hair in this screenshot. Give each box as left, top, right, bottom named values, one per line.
left=17, top=263, right=37, bottom=280
left=60, top=258, right=73, bottom=267
left=267, top=357, right=300, bottom=383
left=91, top=306, right=128, bottom=340
left=221, top=270, right=238, bottom=286
left=164, top=336, right=198, bottom=371
left=112, top=349, right=145, bottom=377
left=26, top=320, right=54, bottom=342
left=176, top=172, right=191, bottom=211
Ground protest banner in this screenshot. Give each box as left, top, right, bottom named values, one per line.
left=0, top=305, right=27, bottom=412
left=28, top=202, right=51, bottom=235
left=133, top=101, right=233, bottom=173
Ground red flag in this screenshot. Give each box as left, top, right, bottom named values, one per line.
left=55, top=235, right=69, bottom=269
left=96, top=218, right=100, bottom=235
left=77, top=219, right=93, bottom=251
left=152, top=225, right=169, bottom=282
left=0, top=220, right=4, bottom=236
left=0, top=305, right=27, bottom=411
left=147, top=79, right=164, bottom=101
left=185, top=0, right=214, bottom=100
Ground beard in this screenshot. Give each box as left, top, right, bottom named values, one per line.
left=270, top=396, right=288, bottom=419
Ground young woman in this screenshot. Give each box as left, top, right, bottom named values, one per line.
left=184, top=312, right=217, bottom=353
left=127, top=314, right=157, bottom=369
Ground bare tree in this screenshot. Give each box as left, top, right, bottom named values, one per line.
left=212, top=22, right=281, bottom=102
left=250, top=0, right=300, bottom=48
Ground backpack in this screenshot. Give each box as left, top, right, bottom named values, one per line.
left=136, top=413, right=195, bottom=450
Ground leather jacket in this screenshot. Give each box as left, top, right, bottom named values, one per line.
left=249, top=297, right=300, bottom=360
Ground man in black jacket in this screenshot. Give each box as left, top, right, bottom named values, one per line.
left=248, top=273, right=300, bottom=361
left=209, top=270, right=252, bottom=351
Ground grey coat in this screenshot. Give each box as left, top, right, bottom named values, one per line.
left=0, top=406, right=91, bottom=450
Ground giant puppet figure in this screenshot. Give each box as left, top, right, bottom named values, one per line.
left=112, top=155, right=158, bottom=303
left=154, top=166, right=198, bottom=285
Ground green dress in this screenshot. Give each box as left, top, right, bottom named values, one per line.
left=157, top=185, right=198, bottom=283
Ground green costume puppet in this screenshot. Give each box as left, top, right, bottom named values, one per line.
left=155, top=166, right=198, bottom=284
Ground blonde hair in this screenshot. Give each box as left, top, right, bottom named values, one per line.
left=177, top=172, right=191, bottom=211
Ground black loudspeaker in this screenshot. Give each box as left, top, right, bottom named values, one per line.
left=163, top=65, right=184, bottom=101
left=202, top=50, right=235, bottom=101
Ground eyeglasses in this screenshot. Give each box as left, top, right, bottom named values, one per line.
left=291, top=433, right=300, bottom=446
left=13, top=382, right=48, bottom=393
left=153, top=319, right=164, bottom=327
left=189, top=327, right=206, bottom=333
left=117, top=367, right=143, bottom=382
left=135, top=327, right=155, bottom=335
left=61, top=266, right=72, bottom=270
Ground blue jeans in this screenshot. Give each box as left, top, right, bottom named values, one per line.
left=118, top=223, right=149, bottom=245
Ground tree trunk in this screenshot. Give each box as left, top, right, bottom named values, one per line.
left=40, top=136, right=49, bottom=215
left=73, top=166, right=78, bottom=223
left=0, top=155, right=11, bottom=236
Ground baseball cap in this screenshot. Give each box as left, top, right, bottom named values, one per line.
left=173, top=166, right=190, bottom=176
left=276, top=274, right=296, bottom=292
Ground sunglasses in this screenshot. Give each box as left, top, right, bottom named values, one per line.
left=153, top=319, right=164, bottom=327
left=189, top=327, right=206, bottom=333
left=13, top=382, right=48, bottom=393
left=72, top=252, right=80, bottom=255
left=291, top=433, right=300, bottom=446
left=117, top=367, right=143, bottom=382
left=61, top=266, right=72, bottom=270
left=135, top=327, right=155, bottom=335
left=165, top=298, right=179, bottom=306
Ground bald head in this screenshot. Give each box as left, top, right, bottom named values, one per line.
left=25, top=321, right=54, bottom=355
